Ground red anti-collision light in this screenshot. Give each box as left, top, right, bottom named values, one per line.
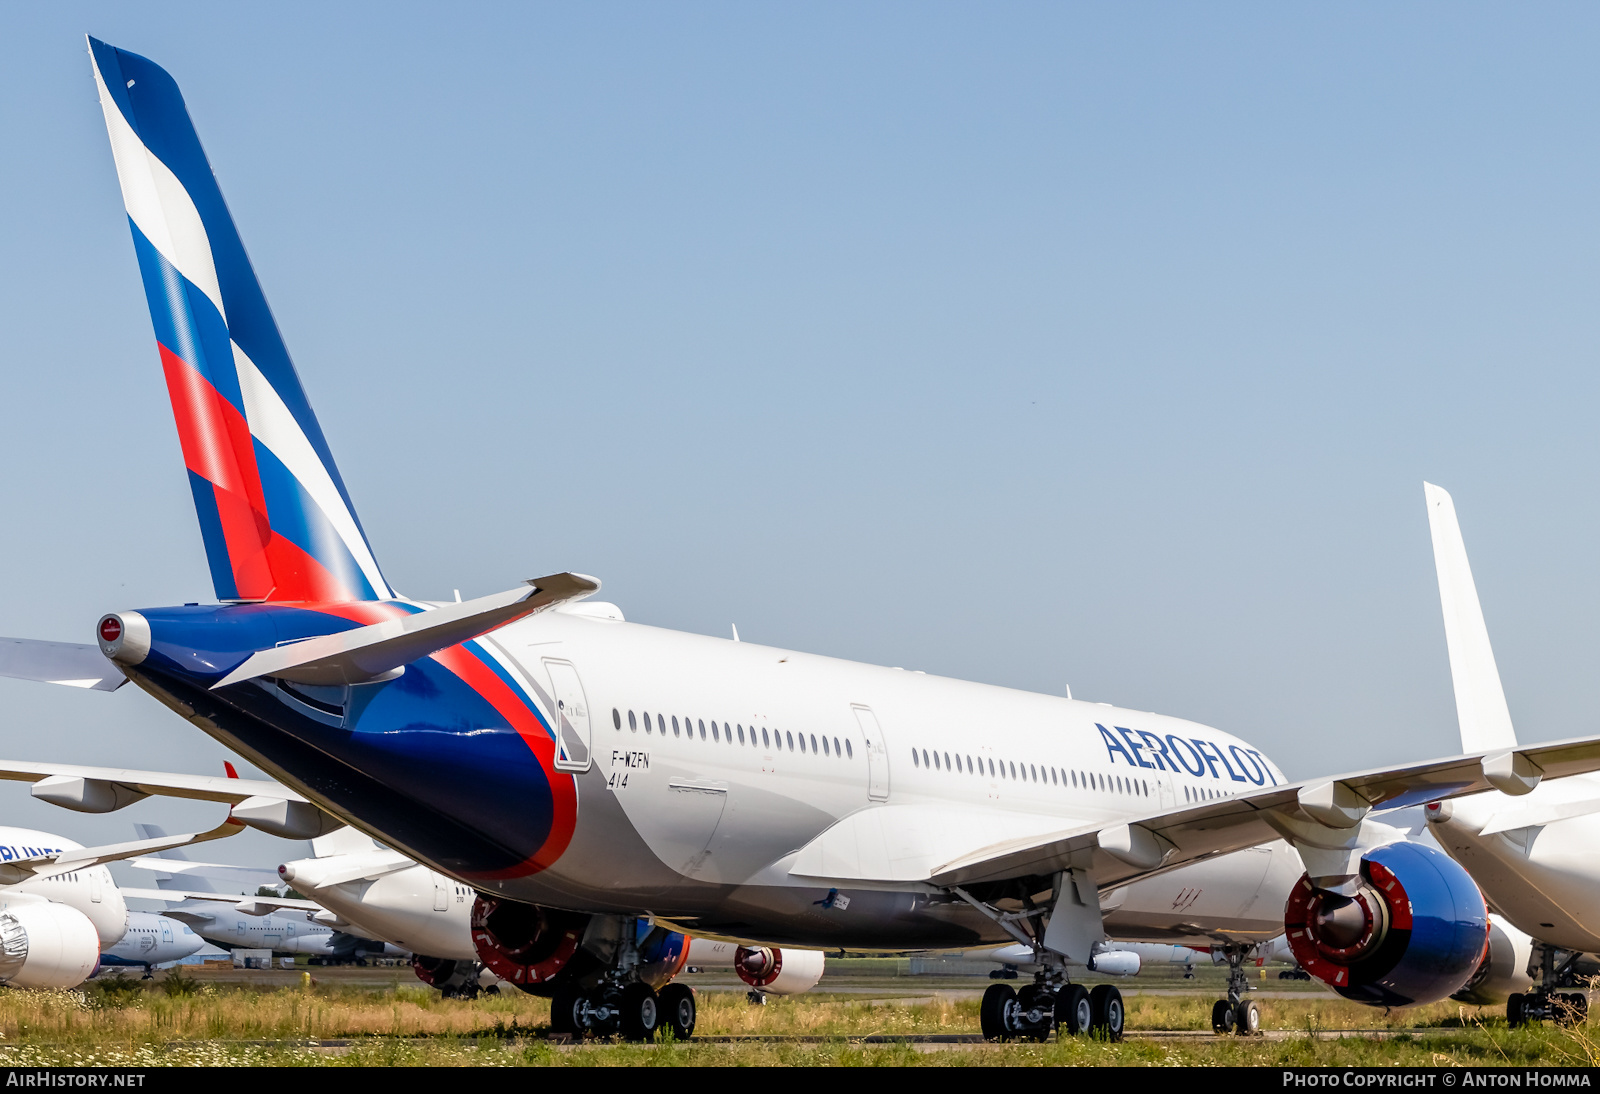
left=99, top=617, right=122, bottom=644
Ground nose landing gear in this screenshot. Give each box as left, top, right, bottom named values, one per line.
left=1209, top=944, right=1262, bottom=1036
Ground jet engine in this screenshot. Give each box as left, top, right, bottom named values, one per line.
left=411, top=954, right=479, bottom=997
left=635, top=924, right=691, bottom=989
left=1284, top=841, right=1488, bottom=1007
left=0, top=901, right=103, bottom=990
left=734, top=946, right=827, bottom=996
left=469, top=896, right=588, bottom=991
left=1451, top=915, right=1535, bottom=1006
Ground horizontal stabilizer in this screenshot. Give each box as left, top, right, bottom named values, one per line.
left=213, top=572, right=600, bottom=688
left=279, top=850, right=413, bottom=890
left=0, top=637, right=124, bottom=691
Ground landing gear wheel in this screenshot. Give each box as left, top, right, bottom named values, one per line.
left=1212, top=999, right=1236, bottom=1035
left=1556, top=993, right=1588, bottom=1028
left=549, top=984, right=583, bottom=1036
left=1237, top=1000, right=1261, bottom=1036
left=1507, top=993, right=1525, bottom=1028
left=658, top=983, right=697, bottom=1041
left=618, top=982, right=660, bottom=1042
left=980, top=983, right=1018, bottom=1042
left=1015, top=984, right=1054, bottom=1042
left=1055, top=984, right=1092, bottom=1036
left=1089, top=984, right=1124, bottom=1041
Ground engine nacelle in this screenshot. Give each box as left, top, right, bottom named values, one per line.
left=734, top=946, right=827, bottom=995
left=1452, top=915, right=1535, bottom=1006
left=1087, top=950, right=1141, bottom=977
left=636, top=924, right=690, bottom=989
left=469, top=896, right=588, bottom=991
left=0, top=901, right=103, bottom=990
left=1284, top=841, right=1488, bottom=1007
left=411, top=954, right=476, bottom=994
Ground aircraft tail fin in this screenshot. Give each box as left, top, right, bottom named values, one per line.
left=1424, top=482, right=1519, bottom=753
left=133, top=821, right=216, bottom=892
left=87, top=37, right=392, bottom=604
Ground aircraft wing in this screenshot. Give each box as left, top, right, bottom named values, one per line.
left=0, top=761, right=341, bottom=838
left=0, top=637, right=124, bottom=691
left=119, top=887, right=320, bottom=915
left=0, top=820, right=243, bottom=884
left=125, top=857, right=283, bottom=891
left=789, top=734, right=1600, bottom=893
left=0, top=760, right=306, bottom=807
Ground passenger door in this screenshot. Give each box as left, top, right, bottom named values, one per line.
left=543, top=659, right=592, bottom=772
left=853, top=705, right=890, bottom=801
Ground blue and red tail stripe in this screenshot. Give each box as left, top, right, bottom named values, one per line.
left=90, top=37, right=391, bottom=604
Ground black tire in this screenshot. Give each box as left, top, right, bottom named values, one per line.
left=980, top=983, right=1017, bottom=1042
left=1055, top=984, right=1092, bottom=1036
left=1212, top=998, right=1236, bottom=1035
left=549, top=984, right=584, bottom=1036
left=1237, top=1000, right=1261, bottom=1036
left=658, top=983, right=697, bottom=1041
left=1089, top=984, right=1124, bottom=1041
left=618, top=982, right=660, bottom=1042
left=1556, top=993, right=1584, bottom=1028
left=1507, top=993, right=1526, bottom=1029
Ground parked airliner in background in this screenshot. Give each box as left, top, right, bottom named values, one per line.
left=123, top=823, right=398, bottom=961
left=98, top=910, right=204, bottom=976
left=1423, top=483, right=1600, bottom=1027
left=8, top=37, right=1600, bottom=1039
left=0, top=820, right=238, bottom=989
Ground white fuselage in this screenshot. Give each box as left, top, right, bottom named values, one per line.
left=1427, top=775, right=1600, bottom=953
left=0, top=827, right=126, bottom=946
left=101, top=910, right=204, bottom=968
left=282, top=855, right=475, bottom=959
left=165, top=900, right=345, bottom=955
left=429, top=608, right=1290, bottom=947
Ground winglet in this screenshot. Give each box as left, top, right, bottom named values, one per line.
left=1424, top=483, right=1518, bottom=754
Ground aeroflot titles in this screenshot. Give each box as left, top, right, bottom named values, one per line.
left=1097, top=725, right=1279, bottom=786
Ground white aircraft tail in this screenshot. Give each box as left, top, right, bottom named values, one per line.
left=1424, top=482, right=1518, bottom=753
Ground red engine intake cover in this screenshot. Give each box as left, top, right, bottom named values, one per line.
left=1284, top=860, right=1413, bottom=988
left=735, top=946, right=783, bottom=988
left=470, top=896, right=584, bottom=988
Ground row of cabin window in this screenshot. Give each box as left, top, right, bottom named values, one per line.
left=911, top=748, right=1153, bottom=799
left=613, top=708, right=855, bottom=760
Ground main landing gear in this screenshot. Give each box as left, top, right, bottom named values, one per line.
left=1508, top=946, right=1590, bottom=1029
left=979, top=979, right=1125, bottom=1042
left=1209, top=945, right=1261, bottom=1036
left=550, top=980, right=699, bottom=1041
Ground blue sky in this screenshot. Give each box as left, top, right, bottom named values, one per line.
left=2, top=3, right=1600, bottom=868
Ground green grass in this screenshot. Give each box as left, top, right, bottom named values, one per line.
left=0, top=972, right=1579, bottom=1067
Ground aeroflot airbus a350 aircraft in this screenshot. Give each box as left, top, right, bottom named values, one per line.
left=11, top=37, right=1600, bottom=1041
